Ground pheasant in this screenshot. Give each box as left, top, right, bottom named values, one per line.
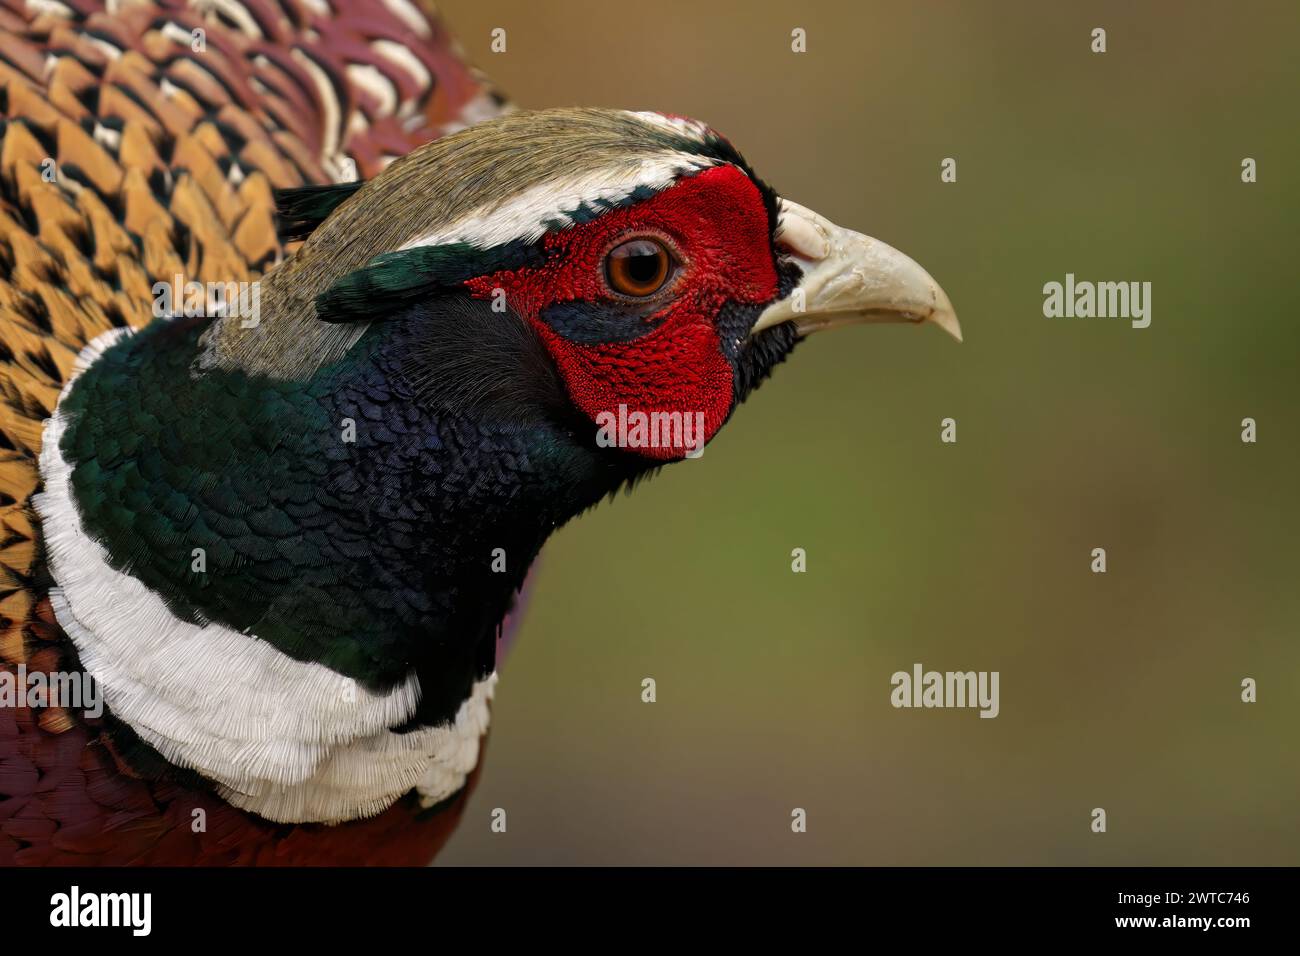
left=0, top=1, right=959, bottom=865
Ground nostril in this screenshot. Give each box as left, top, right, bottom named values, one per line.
left=774, top=201, right=830, bottom=261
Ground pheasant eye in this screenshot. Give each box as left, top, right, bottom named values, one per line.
left=604, top=238, right=673, bottom=298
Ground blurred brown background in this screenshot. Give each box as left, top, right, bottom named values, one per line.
left=433, top=0, right=1300, bottom=865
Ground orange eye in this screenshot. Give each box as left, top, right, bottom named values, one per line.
left=604, top=238, right=673, bottom=298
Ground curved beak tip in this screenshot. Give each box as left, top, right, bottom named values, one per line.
left=929, top=305, right=963, bottom=343
left=753, top=198, right=964, bottom=346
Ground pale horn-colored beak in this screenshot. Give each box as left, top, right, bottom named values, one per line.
left=749, top=199, right=962, bottom=342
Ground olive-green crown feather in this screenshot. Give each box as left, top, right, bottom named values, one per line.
left=199, top=108, right=725, bottom=379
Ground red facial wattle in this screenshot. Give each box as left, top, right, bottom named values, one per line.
left=463, top=164, right=779, bottom=460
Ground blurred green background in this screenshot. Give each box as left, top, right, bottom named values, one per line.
left=434, top=0, right=1300, bottom=864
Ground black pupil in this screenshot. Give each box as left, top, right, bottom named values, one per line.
left=624, top=250, right=660, bottom=284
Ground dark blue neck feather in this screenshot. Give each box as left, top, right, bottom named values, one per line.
left=58, top=299, right=654, bottom=727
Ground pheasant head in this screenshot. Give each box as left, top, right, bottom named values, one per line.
left=36, top=107, right=958, bottom=825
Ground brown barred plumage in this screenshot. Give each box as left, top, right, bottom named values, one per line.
left=0, top=0, right=504, bottom=865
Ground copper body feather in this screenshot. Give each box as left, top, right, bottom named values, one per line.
left=0, top=0, right=503, bottom=865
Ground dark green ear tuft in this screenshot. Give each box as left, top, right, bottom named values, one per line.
left=275, top=182, right=366, bottom=242
left=316, top=241, right=548, bottom=323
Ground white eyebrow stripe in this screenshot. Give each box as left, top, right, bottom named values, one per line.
left=397, top=152, right=717, bottom=251
left=626, top=110, right=713, bottom=143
